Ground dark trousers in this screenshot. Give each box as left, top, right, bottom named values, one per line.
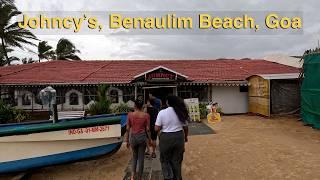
left=159, top=130, right=185, bottom=180
left=130, top=132, right=147, bottom=178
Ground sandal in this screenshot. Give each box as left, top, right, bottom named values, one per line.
left=151, top=152, right=156, bottom=158
left=145, top=151, right=150, bottom=156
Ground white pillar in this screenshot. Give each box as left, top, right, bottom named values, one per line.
left=173, top=86, right=178, bottom=96
left=134, top=84, right=137, bottom=99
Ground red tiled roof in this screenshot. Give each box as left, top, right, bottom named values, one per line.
left=0, top=60, right=300, bottom=85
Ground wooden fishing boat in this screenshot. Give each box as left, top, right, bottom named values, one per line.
left=0, top=113, right=127, bottom=174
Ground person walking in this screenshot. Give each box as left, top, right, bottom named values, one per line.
left=145, top=98, right=159, bottom=158
left=155, top=95, right=189, bottom=180
left=149, top=93, right=162, bottom=111
left=126, top=99, right=152, bottom=180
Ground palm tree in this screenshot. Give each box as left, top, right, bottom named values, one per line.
left=0, top=46, right=19, bottom=66
left=21, top=57, right=35, bottom=64
left=38, top=41, right=55, bottom=62
left=0, top=3, right=37, bottom=65
left=0, top=0, right=14, bottom=5
left=55, top=38, right=81, bottom=60
left=0, top=46, right=5, bottom=66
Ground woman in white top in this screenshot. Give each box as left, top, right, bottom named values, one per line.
left=155, top=95, right=189, bottom=180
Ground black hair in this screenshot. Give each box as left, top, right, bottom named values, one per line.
left=167, top=95, right=189, bottom=123
left=134, top=99, right=144, bottom=110
left=148, top=98, right=155, bottom=106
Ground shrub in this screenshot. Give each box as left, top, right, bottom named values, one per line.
left=0, top=99, right=30, bottom=124
left=199, top=103, right=208, bottom=119
left=88, top=100, right=112, bottom=115
left=0, top=100, right=13, bottom=123
left=87, top=85, right=112, bottom=115
left=13, top=109, right=30, bottom=123
left=216, top=107, right=223, bottom=114
left=112, top=103, right=133, bottom=114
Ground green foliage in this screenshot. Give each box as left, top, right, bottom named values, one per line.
left=0, top=46, right=19, bottom=66
left=112, top=103, right=133, bottom=114
left=21, top=57, right=35, bottom=64
left=199, top=103, right=208, bottom=119
left=55, top=38, right=81, bottom=60
left=0, top=99, right=30, bottom=124
left=0, top=99, right=13, bottom=123
left=216, top=107, right=223, bottom=113
left=38, top=41, right=55, bottom=61
left=87, top=85, right=111, bottom=115
left=0, top=2, right=37, bottom=65
left=12, top=108, right=30, bottom=123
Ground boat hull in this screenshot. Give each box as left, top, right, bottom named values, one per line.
left=0, top=114, right=127, bottom=174
left=0, top=140, right=122, bottom=174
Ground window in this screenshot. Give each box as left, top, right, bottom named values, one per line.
left=22, top=93, right=31, bottom=106
left=69, top=93, right=79, bottom=105
left=109, top=89, right=119, bottom=103
left=178, top=85, right=208, bottom=102
left=239, top=86, right=248, bottom=92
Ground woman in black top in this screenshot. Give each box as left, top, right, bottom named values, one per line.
left=146, top=98, right=159, bottom=158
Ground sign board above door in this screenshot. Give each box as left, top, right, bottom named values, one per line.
left=133, top=66, right=188, bottom=83
left=146, top=68, right=176, bottom=82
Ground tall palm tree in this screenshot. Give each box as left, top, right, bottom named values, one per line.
left=38, top=41, right=55, bottom=62
left=0, top=3, right=37, bottom=65
left=21, top=57, right=35, bottom=64
left=55, top=38, right=81, bottom=60
left=0, top=0, right=14, bottom=5
left=0, top=46, right=5, bottom=66
left=0, top=46, right=19, bottom=66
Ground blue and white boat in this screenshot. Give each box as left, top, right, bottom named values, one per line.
left=0, top=113, right=127, bottom=174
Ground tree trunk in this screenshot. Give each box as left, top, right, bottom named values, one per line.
left=1, top=37, right=10, bottom=66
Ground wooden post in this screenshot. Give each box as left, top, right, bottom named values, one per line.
left=53, top=104, right=58, bottom=123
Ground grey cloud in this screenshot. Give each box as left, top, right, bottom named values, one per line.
left=13, top=0, right=320, bottom=60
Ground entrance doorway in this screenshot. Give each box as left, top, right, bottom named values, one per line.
left=143, top=86, right=176, bottom=108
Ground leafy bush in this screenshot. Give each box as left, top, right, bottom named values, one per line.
left=87, top=85, right=112, bottom=115
left=112, top=103, right=133, bottom=114
left=199, top=103, right=208, bottom=119
left=0, top=99, right=30, bottom=124
left=0, top=100, right=14, bottom=123
left=216, top=107, right=223, bottom=114
left=13, top=109, right=30, bottom=123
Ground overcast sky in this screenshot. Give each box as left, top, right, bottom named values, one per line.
left=12, top=0, right=320, bottom=60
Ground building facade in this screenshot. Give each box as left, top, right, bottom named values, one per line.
left=0, top=60, right=299, bottom=114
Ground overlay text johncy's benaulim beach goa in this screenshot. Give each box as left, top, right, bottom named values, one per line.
left=17, top=12, right=303, bottom=34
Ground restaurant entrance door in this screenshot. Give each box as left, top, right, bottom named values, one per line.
left=143, top=86, right=177, bottom=108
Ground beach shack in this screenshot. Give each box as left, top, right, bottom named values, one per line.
left=247, top=73, right=300, bottom=117
left=0, top=60, right=299, bottom=114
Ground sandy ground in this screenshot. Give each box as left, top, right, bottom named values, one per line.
left=1, top=146, right=131, bottom=180
left=2, top=115, right=320, bottom=180
left=29, top=146, right=131, bottom=180
left=183, top=115, right=320, bottom=180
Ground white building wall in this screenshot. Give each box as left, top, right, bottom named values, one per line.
left=212, top=86, right=248, bottom=114
left=14, top=88, right=128, bottom=111
left=63, top=89, right=83, bottom=111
